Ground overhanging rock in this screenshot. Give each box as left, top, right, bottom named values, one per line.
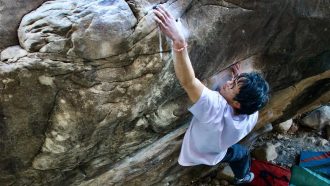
left=0, top=0, right=329, bottom=185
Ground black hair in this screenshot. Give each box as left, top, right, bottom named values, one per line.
left=234, top=72, right=270, bottom=115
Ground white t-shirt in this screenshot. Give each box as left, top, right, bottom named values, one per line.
left=178, top=87, right=258, bottom=166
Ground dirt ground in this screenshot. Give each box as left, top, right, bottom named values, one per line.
left=192, top=122, right=330, bottom=186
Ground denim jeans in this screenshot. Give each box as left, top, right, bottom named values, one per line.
left=220, top=144, right=251, bottom=179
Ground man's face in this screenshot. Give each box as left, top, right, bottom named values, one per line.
left=219, top=77, right=241, bottom=109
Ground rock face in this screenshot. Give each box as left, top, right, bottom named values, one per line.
left=0, top=0, right=330, bottom=185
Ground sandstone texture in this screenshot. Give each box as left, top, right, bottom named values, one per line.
left=0, top=0, right=330, bottom=185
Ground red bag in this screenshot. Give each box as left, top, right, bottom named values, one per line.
left=248, top=159, right=291, bottom=186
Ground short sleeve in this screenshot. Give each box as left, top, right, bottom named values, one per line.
left=188, top=87, right=226, bottom=123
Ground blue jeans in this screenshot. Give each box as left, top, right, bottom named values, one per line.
left=221, top=144, right=251, bottom=179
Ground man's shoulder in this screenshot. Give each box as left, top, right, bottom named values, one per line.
left=246, top=111, right=259, bottom=126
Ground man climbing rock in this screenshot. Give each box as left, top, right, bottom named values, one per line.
left=153, top=5, right=269, bottom=185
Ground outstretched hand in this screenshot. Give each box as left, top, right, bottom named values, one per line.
left=153, top=5, right=186, bottom=48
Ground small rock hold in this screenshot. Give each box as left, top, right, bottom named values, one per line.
left=275, top=119, right=293, bottom=133
left=252, top=143, right=278, bottom=161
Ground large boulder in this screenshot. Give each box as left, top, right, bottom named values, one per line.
left=301, top=105, right=330, bottom=130
left=18, top=0, right=138, bottom=59
left=0, top=0, right=48, bottom=50
left=0, top=0, right=330, bottom=185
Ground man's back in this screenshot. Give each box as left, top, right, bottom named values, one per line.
left=178, top=87, right=258, bottom=166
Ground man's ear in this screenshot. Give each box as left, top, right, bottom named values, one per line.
left=233, top=101, right=241, bottom=109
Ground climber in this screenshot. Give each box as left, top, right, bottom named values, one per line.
left=153, top=5, right=270, bottom=185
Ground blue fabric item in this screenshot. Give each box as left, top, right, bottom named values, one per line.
left=299, top=151, right=330, bottom=178
left=221, top=144, right=251, bottom=179
left=290, top=166, right=330, bottom=186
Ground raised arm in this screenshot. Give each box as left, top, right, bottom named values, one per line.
left=153, top=5, right=205, bottom=103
